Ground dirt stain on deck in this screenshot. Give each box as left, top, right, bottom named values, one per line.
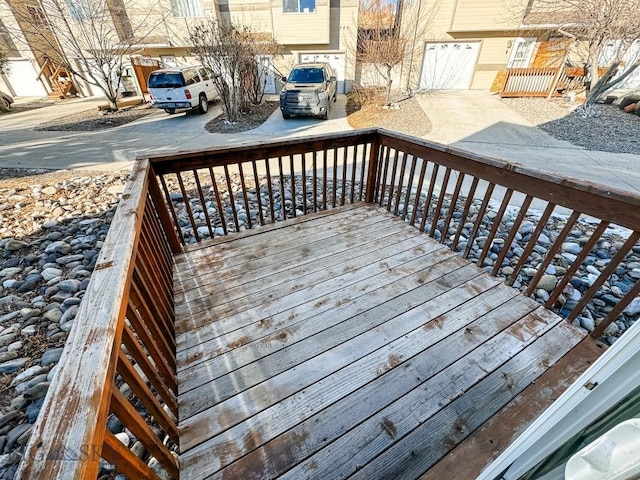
left=227, top=336, right=251, bottom=349
left=377, top=354, right=402, bottom=376
left=381, top=417, right=397, bottom=438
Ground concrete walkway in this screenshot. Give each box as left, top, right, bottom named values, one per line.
left=0, top=96, right=351, bottom=172
left=415, top=90, right=640, bottom=195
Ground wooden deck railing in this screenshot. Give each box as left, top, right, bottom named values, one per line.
left=17, top=129, right=640, bottom=478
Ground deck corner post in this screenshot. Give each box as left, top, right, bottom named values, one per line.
left=147, top=166, right=182, bottom=254
left=365, top=133, right=381, bottom=203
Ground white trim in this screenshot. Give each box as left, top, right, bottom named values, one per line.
left=508, top=37, right=537, bottom=68
left=478, top=319, right=640, bottom=480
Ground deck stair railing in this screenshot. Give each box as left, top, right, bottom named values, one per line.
left=17, top=129, right=640, bottom=478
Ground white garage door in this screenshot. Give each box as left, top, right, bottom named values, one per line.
left=419, top=42, right=480, bottom=90
left=299, top=52, right=346, bottom=93
left=6, top=60, right=47, bottom=97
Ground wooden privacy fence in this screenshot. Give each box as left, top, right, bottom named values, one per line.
left=18, top=129, right=640, bottom=478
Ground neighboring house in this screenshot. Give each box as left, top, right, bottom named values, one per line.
left=217, top=0, right=358, bottom=94
left=357, top=0, right=629, bottom=94
left=0, top=0, right=357, bottom=98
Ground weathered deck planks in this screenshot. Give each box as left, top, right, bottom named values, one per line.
left=175, top=204, right=590, bottom=480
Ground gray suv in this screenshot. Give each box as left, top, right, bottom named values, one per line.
left=280, top=63, right=337, bottom=120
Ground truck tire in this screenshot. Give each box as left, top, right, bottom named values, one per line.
left=164, top=108, right=176, bottom=114
left=198, top=95, right=208, bottom=114
left=282, top=112, right=291, bottom=119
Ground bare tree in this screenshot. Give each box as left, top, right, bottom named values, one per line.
left=524, top=0, right=640, bottom=103
left=357, top=0, right=406, bottom=105
left=356, top=0, right=439, bottom=104
left=189, top=20, right=280, bottom=122
left=5, top=0, right=167, bottom=110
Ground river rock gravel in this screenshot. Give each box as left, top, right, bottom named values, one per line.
left=0, top=168, right=127, bottom=479
left=501, top=98, right=640, bottom=154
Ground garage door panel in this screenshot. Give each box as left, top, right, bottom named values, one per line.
left=299, top=53, right=346, bottom=93
left=419, top=42, right=480, bottom=90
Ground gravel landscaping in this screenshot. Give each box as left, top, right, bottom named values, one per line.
left=502, top=98, right=640, bottom=154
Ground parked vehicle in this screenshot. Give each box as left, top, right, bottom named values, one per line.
left=279, top=63, right=337, bottom=120
left=0, top=91, right=14, bottom=110
left=148, top=66, right=218, bottom=114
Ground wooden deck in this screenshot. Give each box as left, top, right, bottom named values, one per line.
left=174, top=204, right=595, bottom=480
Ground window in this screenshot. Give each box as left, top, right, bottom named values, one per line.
left=148, top=72, right=185, bottom=88
left=64, top=0, right=90, bottom=21
left=27, top=5, right=47, bottom=26
left=0, top=20, right=20, bottom=58
left=283, top=0, right=316, bottom=13
left=170, top=0, right=204, bottom=18
left=198, top=68, right=210, bottom=81
left=508, top=37, right=536, bottom=68
left=289, top=67, right=324, bottom=83
left=183, top=68, right=199, bottom=85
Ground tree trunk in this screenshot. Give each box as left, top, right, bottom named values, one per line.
left=589, top=48, right=600, bottom=92
left=385, top=65, right=393, bottom=106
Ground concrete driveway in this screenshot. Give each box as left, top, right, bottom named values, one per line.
left=0, top=95, right=351, bottom=172
left=416, top=90, right=640, bottom=195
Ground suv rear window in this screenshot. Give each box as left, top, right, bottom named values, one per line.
left=148, top=72, right=185, bottom=88
left=289, top=67, right=325, bottom=83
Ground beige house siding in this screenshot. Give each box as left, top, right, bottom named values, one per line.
left=449, top=0, right=525, bottom=32
left=222, top=0, right=357, bottom=91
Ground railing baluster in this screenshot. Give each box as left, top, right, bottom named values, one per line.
left=525, top=211, right=581, bottom=296
left=110, top=388, right=179, bottom=478
left=323, top=149, right=328, bottom=210
left=177, top=172, right=200, bottom=242
left=566, top=231, right=640, bottom=322
left=491, top=194, right=533, bottom=276
left=592, top=277, right=640, bottom=338
left=420, top=163, right=440, bottom=234
left=463, top=182, right=495, bottom=258
left=360, top=142, right=370, bottom=201
left=122, top=324, right=177, bottom=410
left=429, top=167, right=452, bottom=238
left=506, top=202, right=556, bottom=286
left=301, top=154, right=308, bottom=216
left=477, top=188, right=513, bottom=265
left=332, top=147, right=339, bottom=208
left=545, top=220, right=609, bottom=308
left=341, top=147, right=348, bottom=206
left=313, top=151, right=318, bottom=213
left=251, top=161, right=265, bottom=226
left=208, top=167, right=227, bottom=235
left=290, top=155, right=297, bottom=217
left=237, top=162, right=252, bottom=230
left=402, top=154, right=417, bottom=221
left=264, top=159, right=276, bottom=223
left=393, top=151, right=408, bottom=216
left=223, top=164, right=240, bottom=232
left=440, top=172, right=465, bottom=240
left=386, top=148, right=400, bottom=212
left=350, top=144, right=358, bottom=204
left=377, top=146, right=390, bottom=206
left=192, top=169, right=214, bottom=238
left=116, top=351, right=179, bottom=442
left=451, top=177, right=479, bottom=252
left=410, top=158, right=428, bottom=226
left=277, top=156, right=287, bottom=221
left=102, top=430, right=162, bottom=480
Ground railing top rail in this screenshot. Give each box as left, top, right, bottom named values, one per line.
left=141, top=129, right=378, bottom=175
left=17, top=160, right=151, bottom=479
left=376, top=128, right=640, bottom=232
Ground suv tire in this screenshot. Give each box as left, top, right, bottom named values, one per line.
left=198, top=95, right=208, bottom=114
